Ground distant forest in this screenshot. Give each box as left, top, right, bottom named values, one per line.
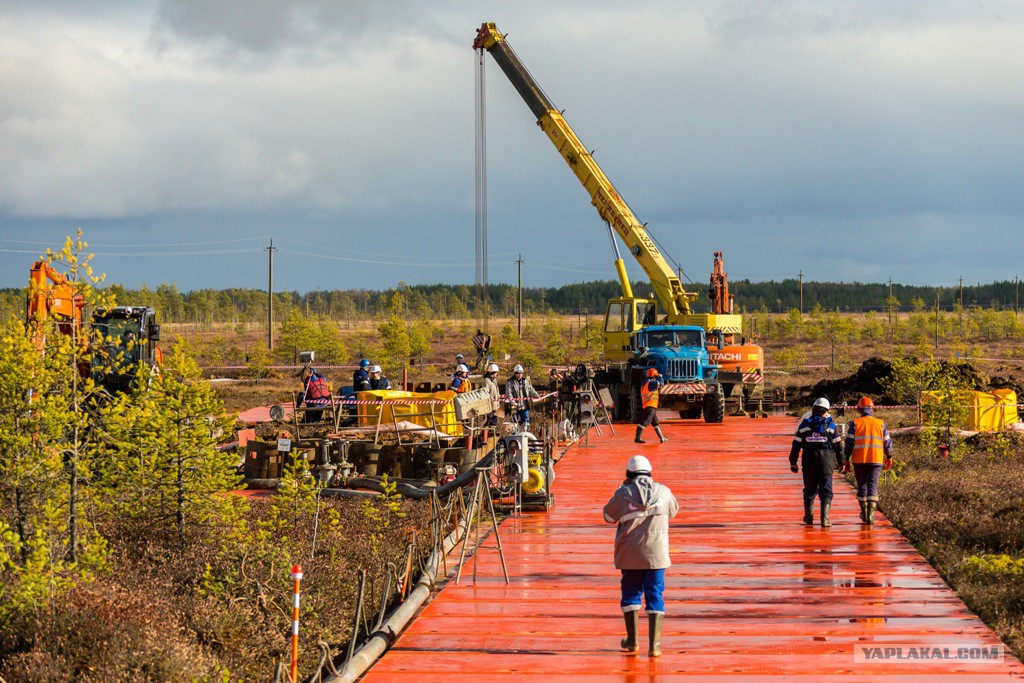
left=2, top=278, right=1020, bottom=324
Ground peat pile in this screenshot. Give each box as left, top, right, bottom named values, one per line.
left=793, top=356, right=1023, bottom=409
left=792, top=357, right=894, bottom=407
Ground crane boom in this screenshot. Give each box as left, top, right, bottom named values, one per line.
left=473, top=22, right=697, bottom=318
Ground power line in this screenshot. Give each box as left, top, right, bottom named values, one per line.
left=0, top=236, right=270, bottom=248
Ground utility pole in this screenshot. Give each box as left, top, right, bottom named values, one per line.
left=958, top=276, right=964, bottom=333
left=266, top=238, right=277, bottom=350
left=934, top=289, right=940, bottom=351
left=888, top=277, right=894, bottom=338
left=1016, top=275, right=1020, bottom=318
left=516, top=254, right=524, bottom=336
left=799, top=270, right=804, bottom=316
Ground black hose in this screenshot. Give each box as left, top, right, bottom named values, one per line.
left=317, top=488, right=383, bottom=500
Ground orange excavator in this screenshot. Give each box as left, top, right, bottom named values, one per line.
left=26, top=259, right=162, bottom=392
left=27, top=259, right=86, bottom=349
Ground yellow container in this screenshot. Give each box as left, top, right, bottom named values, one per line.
left=356, top=390, right=462, bottom=437
left=921, top=389, right=1018, bottom=431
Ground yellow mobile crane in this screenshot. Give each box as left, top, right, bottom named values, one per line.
left=473, top=22, right=764, bottom=419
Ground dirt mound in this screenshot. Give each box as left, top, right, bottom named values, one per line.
left=794, top=356, right=893, bottom=407
left=792, top=357, right=1005, bottom=409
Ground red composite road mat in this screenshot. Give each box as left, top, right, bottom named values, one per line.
left=361, top=415, right=1024, bottom=682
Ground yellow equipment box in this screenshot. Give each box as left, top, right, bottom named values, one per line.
left=921, top=389, right=1019, bottom=431
left=356, top=390, right=462, bottom=436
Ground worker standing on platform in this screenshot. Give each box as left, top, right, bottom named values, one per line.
left=789, top=397, right=844, bottom=527
left=353, top=358, right=371, bottom=393
left=369, top=364, right=391, bottom=391
left=450, top=364, right=472, bottom=393
left=635, top=368, right=668, bottom=444
left=505, top=364, right=539, bottom=431
left=482, top=363, right=501, bottom=421
left=844, top=397, right=894, bottom=525
left=603, top=455, right=679, bottom=658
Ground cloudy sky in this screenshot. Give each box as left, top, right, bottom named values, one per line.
left=1, top=1, right=1021, bottom=293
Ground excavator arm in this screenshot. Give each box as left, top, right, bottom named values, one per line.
left=27, top=259, right=85, bottom=347
left=474, top=23, right=698, bottom=318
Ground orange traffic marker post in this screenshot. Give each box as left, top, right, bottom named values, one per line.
left=290, top=564, right=302, bottom=682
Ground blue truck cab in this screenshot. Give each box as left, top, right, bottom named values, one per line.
left=627, top=324, right=726, bottom=423
left=631, top=325, right=717, bottom=383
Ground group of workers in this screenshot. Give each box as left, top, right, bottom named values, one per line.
left=451, top=354, right=540, bottom=430
left=789, top=395, right=893, bottom=527
left=607, top=393, right=895, bottom=657
left=352, top=358, right=392, bottom=392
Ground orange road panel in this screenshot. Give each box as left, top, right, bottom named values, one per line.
left=361, top=416, right=1024, bottom=681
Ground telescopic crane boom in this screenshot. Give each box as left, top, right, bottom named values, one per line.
left=473, top=23, right=699, bottom=320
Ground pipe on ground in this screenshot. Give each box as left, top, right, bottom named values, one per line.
left=321, top=510, right=470, bottom=683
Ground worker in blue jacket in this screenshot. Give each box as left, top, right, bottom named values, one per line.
left=789, top=397, right=845, bottom=527
left=353, top=358, right=371, bottom=392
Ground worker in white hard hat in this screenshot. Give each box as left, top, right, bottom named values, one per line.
left=482, top=363, right=501, bottom=421
left=368, top=364, right=391, bottom=391
left=450, top=363, right=472, bottom=394
left=789, top=397, right=845, bottom=527
left=505, top=364, right=539, bottom=432
left=603, top=455, right=679, bottom=658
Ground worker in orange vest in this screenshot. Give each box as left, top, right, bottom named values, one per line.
left=635, top=368, right=668, bottom=444
left=843, top=397, right=894, bottom=525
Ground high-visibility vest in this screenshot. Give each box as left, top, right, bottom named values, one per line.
left=850, top=415, right=887, bottom=464
left=640, top=379, right=660, bottom=410
left=452, top=377, right=472, bottom=394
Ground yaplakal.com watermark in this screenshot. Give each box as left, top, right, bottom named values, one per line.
left=854, top=643, right=1004, bottom=664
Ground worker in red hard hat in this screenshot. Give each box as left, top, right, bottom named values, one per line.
left=843, top=397, right=894, bottom=525
left=635, top=368, right=668, bottom=444
left=603, top=455, right=679, bottom=658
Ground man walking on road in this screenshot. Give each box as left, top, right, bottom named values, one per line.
left=635, top=368, right=668, bottom=444
left=603, top=455, right=679, bottom=657
left=844, top=396, right=894, bottom=525
left=789, top=397, right=844, bottom=527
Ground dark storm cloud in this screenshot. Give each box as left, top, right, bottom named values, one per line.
left=0, top=1, right=1021, bottom=290
left=150, top=0, right=436, bottom=62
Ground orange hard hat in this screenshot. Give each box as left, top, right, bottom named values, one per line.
left=646, top=368, right=659, bottom=378
left=857, top=396, right=874, bottom=408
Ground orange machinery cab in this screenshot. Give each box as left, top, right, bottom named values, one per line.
left=707, top=343, right=764, bottom=375
left=707, top=342, right=764, bottom=398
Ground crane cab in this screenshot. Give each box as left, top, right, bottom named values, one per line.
left=603, top=297, right=657, bottom=362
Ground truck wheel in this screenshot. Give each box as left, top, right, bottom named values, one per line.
left=629, top=386, right=642, bottom=423
left=703, top=391, right=726, bottom=424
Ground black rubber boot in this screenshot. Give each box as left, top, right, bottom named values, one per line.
left=621, top=610, right=639, bottom=653
left=820, top=500, right=832, bottom=528
left=648, top=613, right=663, bottom=657
left=859, top=500, right=867, bottom=523
left=803, top=499, right=814, bottom=525
left=634, top=426, right=645, bottom=444
left=654, top=426, right=668, bottom=443
left=865, top=501, right=876, bottom=526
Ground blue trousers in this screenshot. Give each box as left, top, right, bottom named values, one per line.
left=620, top=568, right=666, bottom=614
left=514, top=408, right=530, bottom=425
left=854, top=463, right=883, bottom=503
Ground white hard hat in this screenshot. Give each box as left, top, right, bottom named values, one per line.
left=813, top=397, right=831, bottom=410
left=626, top=455, right=652, bottom=474
left=370, top=365, right=382, bottom=373
left=513, top=364, right=524, bottom=373
left=486, top=363, right=500, bottom=373
left=456, top=363, right=469, bottom=373
left=455, top=353, right=465, bottom=359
